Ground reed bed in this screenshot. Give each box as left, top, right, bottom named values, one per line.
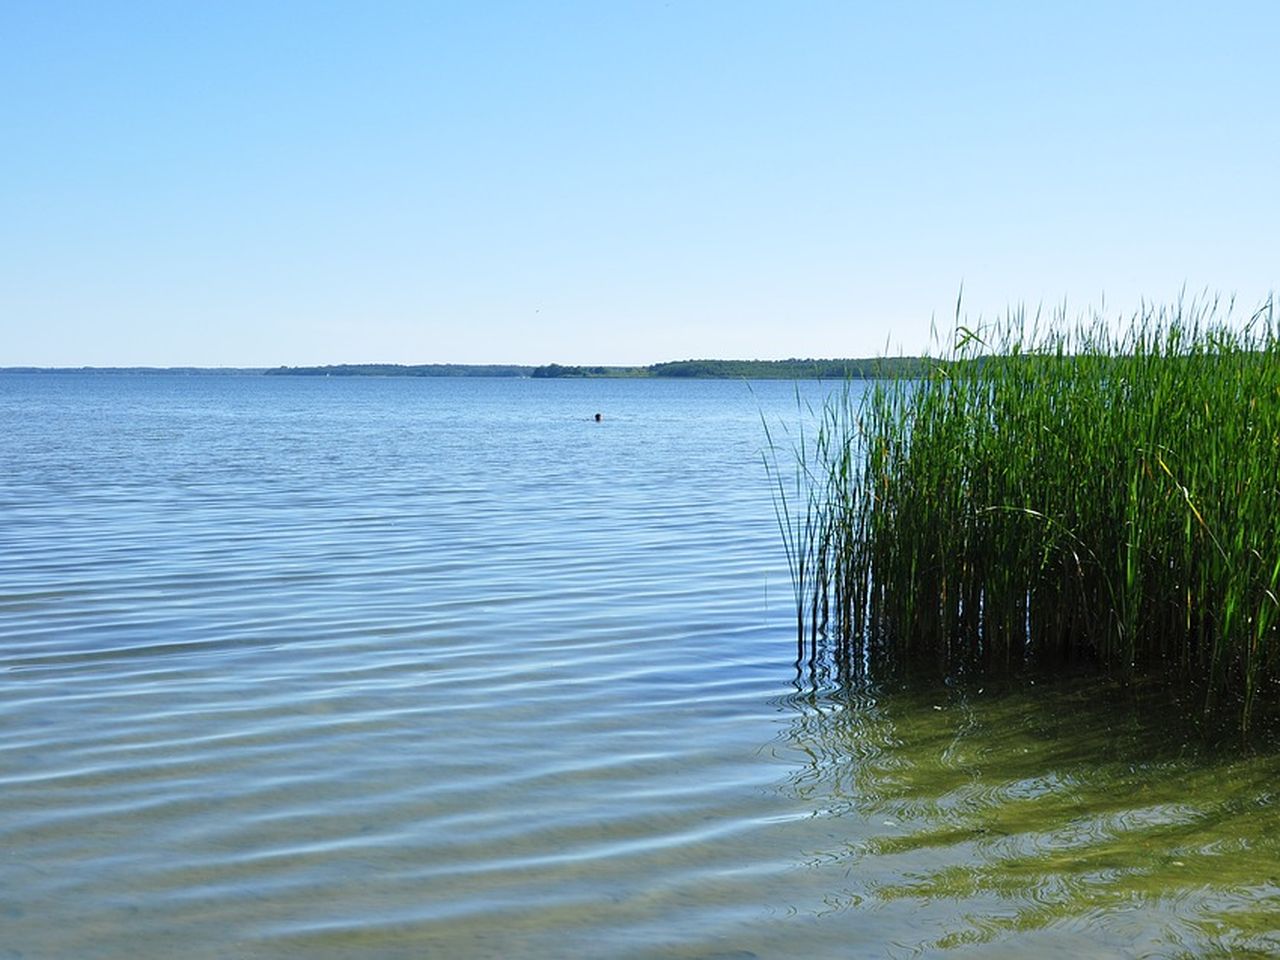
left=773, top=299, right=1280, bottom=726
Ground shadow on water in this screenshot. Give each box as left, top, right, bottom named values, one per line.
left=775, top=648, right=1280, bottom=957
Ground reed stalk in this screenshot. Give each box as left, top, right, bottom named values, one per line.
left=775, top=298, right=1280, bottom=726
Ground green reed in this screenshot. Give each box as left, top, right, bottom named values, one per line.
left=777, top=298, right=1280, bottom=726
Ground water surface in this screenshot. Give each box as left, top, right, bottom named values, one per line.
left=2, top=373, right=1278, bottom=958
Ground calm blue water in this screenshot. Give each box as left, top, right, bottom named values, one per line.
left=2, top=373, right=1278, bottom=959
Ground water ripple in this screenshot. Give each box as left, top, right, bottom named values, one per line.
left=5, top=374, right=1280, bottom=959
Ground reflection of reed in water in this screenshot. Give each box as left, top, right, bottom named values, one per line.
left=775, top=670, right=1280, bottom=954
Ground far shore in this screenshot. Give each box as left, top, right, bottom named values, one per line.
left=2, top=357, right=926, bottom=380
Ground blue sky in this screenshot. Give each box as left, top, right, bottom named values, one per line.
left=3, top=1, right=1277, bottom=366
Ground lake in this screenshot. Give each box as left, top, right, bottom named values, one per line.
left=2, top=373, right=1279, bottom=959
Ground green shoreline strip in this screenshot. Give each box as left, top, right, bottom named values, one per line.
left=3, top=358, right=927, bottom=379
left=262, top=358, right=928, bottom=379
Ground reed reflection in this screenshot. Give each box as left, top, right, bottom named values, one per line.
left=777, top=655, right=1280, bottom=953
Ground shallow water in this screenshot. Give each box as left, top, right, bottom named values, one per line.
left=2, top=373, right=1278, bottom=959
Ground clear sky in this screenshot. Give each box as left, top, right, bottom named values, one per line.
left=3, top=1, right=1278, bottom=367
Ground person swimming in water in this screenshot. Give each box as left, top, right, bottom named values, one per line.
left=593, top=413, right=603, bottom=422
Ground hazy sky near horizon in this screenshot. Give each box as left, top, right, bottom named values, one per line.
left=3, top=1, right=1278, bottom=367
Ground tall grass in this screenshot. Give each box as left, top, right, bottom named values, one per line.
left=777, top=298, right=1280, bottom=726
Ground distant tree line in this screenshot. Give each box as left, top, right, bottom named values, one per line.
left=530, top=363, right=646, bottom=378
left=266, top=363, right=533, bottom=377
left=265, top=358, right=930, bottom=380
left=645, top=358, right=928, bottom=379
left=531, top=363, right=606, bottom=378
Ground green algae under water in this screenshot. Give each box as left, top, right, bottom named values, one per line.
left=778, top=669, right=1280, bottom=958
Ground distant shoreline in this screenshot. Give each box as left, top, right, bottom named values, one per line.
left=2, top=358, right=927, bottom=380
